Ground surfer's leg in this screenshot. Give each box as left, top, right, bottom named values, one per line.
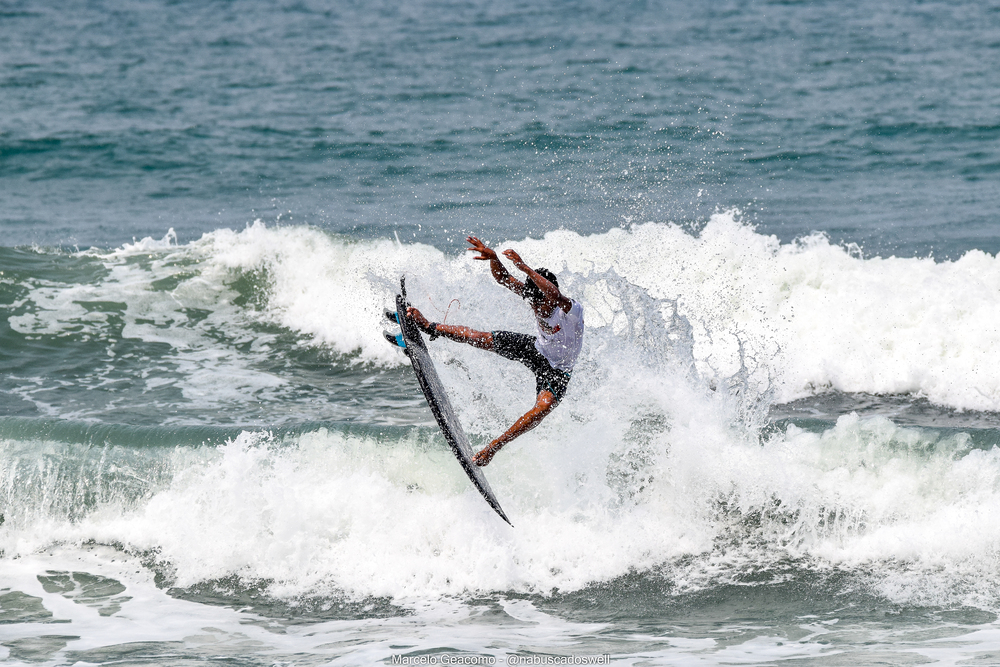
left=494, top=333, right=572, bottom=403
left=490, top=331, right=537, bottom=364
left=432, top=323, right=494, bottom=350
left=473, top=390, right=556, bottom=466
left=406, top=307, right=494, bottom=350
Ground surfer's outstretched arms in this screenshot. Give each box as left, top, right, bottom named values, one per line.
left=407, top=235, right=584, bottom=466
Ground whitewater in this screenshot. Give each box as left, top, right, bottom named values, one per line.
left=4, top=217, right=1000, bottom=663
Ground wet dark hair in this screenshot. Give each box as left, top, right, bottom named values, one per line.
left=523, top=268, right=558, bottom=302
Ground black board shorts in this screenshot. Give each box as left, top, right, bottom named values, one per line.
left=491, top=330, right=572, bottom=403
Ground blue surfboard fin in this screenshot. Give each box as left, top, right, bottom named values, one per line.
left=383, top=330, right=406, bottom=348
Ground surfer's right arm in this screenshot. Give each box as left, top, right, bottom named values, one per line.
left=467, top=236, right=525, bottom=297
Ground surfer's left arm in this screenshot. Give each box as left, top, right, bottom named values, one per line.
left=468, top=236, right=526, bottom=297
left=473, top=390, right=556, bottom=466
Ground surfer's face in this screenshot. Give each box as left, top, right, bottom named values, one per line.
left=530, top=295, right=556, bottom=318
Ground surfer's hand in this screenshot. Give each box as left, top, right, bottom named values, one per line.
left=467, top=236, right=497, bottom=261
left=406, top=307, right=434, bottom=334
left=502, top=249, right=528, bottom=271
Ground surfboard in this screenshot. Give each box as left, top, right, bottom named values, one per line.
left=384, top=277, right=513, bottom=527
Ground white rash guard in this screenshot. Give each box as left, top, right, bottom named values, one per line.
left=533, top=299, right=585, bottom=373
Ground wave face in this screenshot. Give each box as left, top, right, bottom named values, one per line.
left=3, top=219, right=1000, bottom=614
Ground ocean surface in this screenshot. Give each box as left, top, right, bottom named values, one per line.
left=3, top=1, right=1000, bottom=664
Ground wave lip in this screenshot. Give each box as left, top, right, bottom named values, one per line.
left=185, top=216, right=1000, bottom=414
left=9, top=216, right=1000, bottom=413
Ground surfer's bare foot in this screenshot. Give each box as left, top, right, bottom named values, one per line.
left=406, top=307, right=436, bottom=335
left=473, top=443, right=500, bottom=467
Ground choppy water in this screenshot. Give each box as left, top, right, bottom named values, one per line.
left=3, top=1, right=1000, bottom=665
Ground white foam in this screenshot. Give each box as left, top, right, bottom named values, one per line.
left=15, top=216, right=1000, bottom=412
left=4, top=549, right=1000, bottom=666
left=157, top=215, right=1000, bottom=412
left=9, top=219, right=1000, bottom=610
left=5, top=404, right=1000, bottom=612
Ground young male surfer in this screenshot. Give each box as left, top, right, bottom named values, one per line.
left=406, top=236, right=584, bottom=467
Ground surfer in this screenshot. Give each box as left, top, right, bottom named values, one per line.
left=406, top=236, right=584, bottom=466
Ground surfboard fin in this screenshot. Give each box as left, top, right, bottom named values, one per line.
left=386, top=306, right=440, bottom=342
left=383, top=330, right=406, bottom=348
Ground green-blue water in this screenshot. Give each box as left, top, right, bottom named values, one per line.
left=3, top=1, right=1000, bottom=664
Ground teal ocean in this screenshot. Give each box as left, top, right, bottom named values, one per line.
left=3, top=2, right=1000, bottom=665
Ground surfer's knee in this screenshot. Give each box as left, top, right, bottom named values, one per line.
left=536, top=390, right=556, bottom=412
